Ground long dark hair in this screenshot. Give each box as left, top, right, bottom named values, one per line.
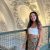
left=26, top=11, right=42, bottom=50
left=27, top=11, right=42, bottom=29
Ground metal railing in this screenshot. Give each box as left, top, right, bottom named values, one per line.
left=0, top=26, right=50, bottom=50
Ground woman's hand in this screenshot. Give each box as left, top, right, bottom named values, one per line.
left=22, top=44, right=26, bottom=48
left=36, top=46, right=40, bottom=50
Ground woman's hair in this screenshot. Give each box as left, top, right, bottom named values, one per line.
left=27, top=11, right=42, bottom=30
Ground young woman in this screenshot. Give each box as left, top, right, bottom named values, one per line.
left=26, top=11, right=43, bottom=50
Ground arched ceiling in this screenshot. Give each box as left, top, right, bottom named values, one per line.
left=0, top=0, right=16, bottom=32
left=0, top=0, right=48, bottom=31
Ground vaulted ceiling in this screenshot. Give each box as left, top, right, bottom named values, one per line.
left=0, top=0, right=50, bottom=31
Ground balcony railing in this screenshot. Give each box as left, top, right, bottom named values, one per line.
left=0, top=26, right=50, bottom=50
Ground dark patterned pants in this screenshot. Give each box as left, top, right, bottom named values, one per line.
left=28, top=38, right=39, bottom=50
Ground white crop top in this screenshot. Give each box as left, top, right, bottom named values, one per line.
left=28, top=27, right=39, bottom=35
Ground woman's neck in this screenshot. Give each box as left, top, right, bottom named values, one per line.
left=31, top=22, right=37, bottom=28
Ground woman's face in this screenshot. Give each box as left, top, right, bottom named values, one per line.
left=31, top=13, right=37, bottom=22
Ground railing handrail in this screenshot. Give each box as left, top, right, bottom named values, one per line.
left=0, top=26, right=50, bottom=35
left=0, top=29, right=26, bottom=35
left=42, top=26, right=50, bottom=27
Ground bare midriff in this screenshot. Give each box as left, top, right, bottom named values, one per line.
left=28, top=34, right=39, bottom=40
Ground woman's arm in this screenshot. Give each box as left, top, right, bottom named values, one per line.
left=36, top=29, right=43, bottom=50
left=36, top=26, right=43, bottom=50
left=37, top=29, right=43, bottom=47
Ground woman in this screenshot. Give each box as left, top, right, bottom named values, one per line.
left=26, top=11, right=43, bottom=50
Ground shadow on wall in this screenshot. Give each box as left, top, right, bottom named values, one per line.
left=0, top=21, right=7, bottom=32
left=0, top=45, right=8, bottom=50
left=0, top=45, right=16, bottom=50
